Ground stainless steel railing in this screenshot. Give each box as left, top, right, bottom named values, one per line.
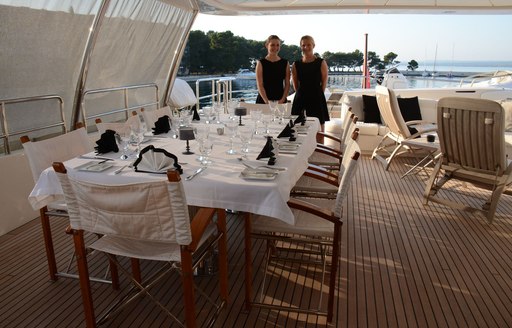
left=0, top=95, right=65, bottom=155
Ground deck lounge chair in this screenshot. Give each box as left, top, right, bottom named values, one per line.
left=371, top=85, right=437, bottom=170
left=423, top=97, right=512, bottom=223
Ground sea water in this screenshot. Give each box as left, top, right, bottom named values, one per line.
left=186, top=60, right=512, bottom=106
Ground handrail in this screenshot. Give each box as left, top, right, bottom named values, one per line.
left=0, top=95, right=65, bottom=155
left=194, top=77, right=236, bottom=109
left=81, top=83, right=159, bottom=127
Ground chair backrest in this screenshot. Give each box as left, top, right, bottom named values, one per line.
left=333, top=142, right=360, bottom=218
left=22, top=127, right=93, bottom=183
left=53, top=164, right=193, bottom=245
left=142, top=106, right=173, bottom=131
left=239, top=101, right=273, bottom=114
left=437, top=97, right=507, bottom=174
left=375, top=85, right=410, bottom=139
left=340, top=111, right=359, bottom=154
left=169, top=78, right=197, bottom=110
left=96, top=115, right=141, bottom=136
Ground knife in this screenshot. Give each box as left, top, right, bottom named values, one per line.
left=185, top=167, right=206, bottom=180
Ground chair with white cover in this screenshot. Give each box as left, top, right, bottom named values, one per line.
left=95, top=114, right=141, bottom=136
left=141, top=105, right=173, bottom=132
left=246, top=143, right=361, bottom=323
left=292, top=129, right=360, bottom=199
left=423, top=97, right=512, bottom=223
left=371, top=85, right=437, bottom=170
left=21, top=126, right=101, bottom=281
left=52, top=163, right=229, bottom=328
left=309, top=109, right=358, bottom=170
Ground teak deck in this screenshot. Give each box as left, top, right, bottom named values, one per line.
left=2, top=156, right=512, bottom=327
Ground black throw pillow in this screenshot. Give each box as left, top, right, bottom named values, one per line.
left=362, top=95, right=382, bottom=124
left=397, top=96, right=422, bottom=122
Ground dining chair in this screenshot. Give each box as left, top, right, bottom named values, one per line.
left=309, top=109, right=358, bottom=170
left=141, top=105, right=173, bottom=132
left=52, top=163, right=229, bottom=328
left=21, top=126, right=101, bottom=282
left=423, top=97, right=512, bottom=223
left=292, top=129, right=360, bottom=199
left=247, top=143, right=361, bottom=323
left=95, top=115, right=141, bottom=136
left=371, top=85, right=437, bottom=170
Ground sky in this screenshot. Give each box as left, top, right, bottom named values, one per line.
left=192, top=13, right=512, bottom=63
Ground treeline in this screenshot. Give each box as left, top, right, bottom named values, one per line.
left=181, top=30, right=419, bottom=75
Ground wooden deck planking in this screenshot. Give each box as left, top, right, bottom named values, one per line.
left=2, top=156, right=512, bottom=327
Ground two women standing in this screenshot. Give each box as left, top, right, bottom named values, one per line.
left=255, top=34, right=329, bottom=135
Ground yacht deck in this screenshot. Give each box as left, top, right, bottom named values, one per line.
left=1, top=155, right=512, bottom=327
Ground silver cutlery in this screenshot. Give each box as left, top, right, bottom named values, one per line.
left=240, top=162, right=286, bottom=171
left=80, top=155, right=114, bottom=161
left=114, top=165, right=129, bottom=174
left=185, top=167, right=206, bottom=180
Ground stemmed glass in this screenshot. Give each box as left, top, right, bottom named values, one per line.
left=225, top=120, right=238, bottom=155
left=238, top=125, right=254, bottom=154
left=250, top=109, right=262, bottom=134
left=268, top=100, right=278, bottom=122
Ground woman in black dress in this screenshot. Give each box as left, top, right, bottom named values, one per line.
left=291, top=35, right=329, bottom=140
left=255, top=35, right=290, bottom=104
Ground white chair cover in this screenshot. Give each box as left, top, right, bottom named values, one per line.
left=23, top=127, right=93, bottom=183
left=96, top=115, right=141, bottom=136
left=56, top=174, right=193, bottom=248
left=142, top=106, right=173, bottom=131
left=169, top=78, right=197, bottom=109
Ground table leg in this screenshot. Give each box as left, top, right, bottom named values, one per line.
left=244, top=212, right=252, bottom=311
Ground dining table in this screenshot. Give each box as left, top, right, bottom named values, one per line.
left=28, top=114, right=320, bottom=225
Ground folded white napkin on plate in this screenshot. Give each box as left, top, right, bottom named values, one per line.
left=134, top=145, right=182, bottom=174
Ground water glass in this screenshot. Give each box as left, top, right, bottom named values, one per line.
left=277, top=103, right=286, bottom=124
left=268, top=100, right=278, bottom=122
left=250, top=109, right=262, bottom=134
left=261, top=114, right=272, bottom=136
left=213, top=102, right=223, bottom=124
left=115, top=133, right=130, bottom=160
left=227, top=99, right=239, bottom=120
left=238, top=125, right=254, bottom=153
left=199, top=139, right=213, bottom=167
left=203, top=106, right=214, bottom=124
left=225, top=120, right=238, bottom=155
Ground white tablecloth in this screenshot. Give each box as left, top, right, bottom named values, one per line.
left=29, top=117, right=320, bottom=224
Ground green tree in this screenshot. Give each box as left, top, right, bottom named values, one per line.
left=187, top=30, right=211, bottom=74
left=383, top=52, right=399, bottom=68
left=407, top=59, right=419, bottom=71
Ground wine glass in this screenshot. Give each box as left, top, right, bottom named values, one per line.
left=227, top=99, right=239, bottom=120
left=238, top=125, right=254, bottom=154
left=199, top=139, right=213, bottom=167
left=250, top=109, right=262, bottom=134
left=225, top=120, right=238, bottom=155
left=268, top=100, right=278, bottom=122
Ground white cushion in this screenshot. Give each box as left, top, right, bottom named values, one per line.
left=342, top=94, right=363, bottom=120
left=355, top=121, right=379, bottom=136
left=169, top=79, right=196, bottom=108
left=500, top=100, right=512, bottom=132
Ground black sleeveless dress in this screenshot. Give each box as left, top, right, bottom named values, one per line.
left=256, top=58, right=289, bottom=104
left=291, top=57, right=329, bottom=124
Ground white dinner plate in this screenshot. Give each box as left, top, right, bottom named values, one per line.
left=76, top=161, right=114, bottom=172
left=240, top=169, right=278, bottom=180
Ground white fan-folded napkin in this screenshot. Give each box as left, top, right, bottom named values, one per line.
left=133, top=145, right=182, bottom=174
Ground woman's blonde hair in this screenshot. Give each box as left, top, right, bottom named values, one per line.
left=300, top=35, right=315, bottom=46
left=265, top=35, right=282, bottom=47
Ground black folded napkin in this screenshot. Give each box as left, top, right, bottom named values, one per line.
left=294, top=112, right=306, bottom=125
left=257, top=136, right=275, bottom=160
left=277, top=124, right=293, bottom=138
left=192, top=106, right=200, bottom=121
left=95, top=129, right=119, bottom=154
left=152, top=115, right=171, bottom=135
